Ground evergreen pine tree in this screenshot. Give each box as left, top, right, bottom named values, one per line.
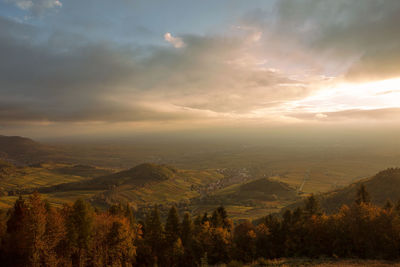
left=211, top=210, right=223, bottom=228
left=66, top=199, right=94, bottom=267
left=355, top=184, right=371, bottom=205
left=304, top=194, right=321, bottom=216
left=145, top=205, right=165, bottom=263
left=165, top=206, right=180, bottom=245
left=180, top=212, right=193, bottom=247
left=5, top=196, right=29, bottom=265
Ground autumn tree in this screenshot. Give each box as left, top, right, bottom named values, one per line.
left=25, top=192, right=47, bottom=267
left=124, top=203, right=136, bottom=228
left=43, top=205, right=66, bottom=266
left=109, top=203, right=125, bottom=217
left=255, top=223, right=270, bottom=259
left=107, top=218, right=137, bottom=266
left=233, top=220, right=256, bottom=262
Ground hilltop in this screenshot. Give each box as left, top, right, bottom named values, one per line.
left=209, top=177, right=298, bottom=204
left=0, top=135, right=52, bottom=164
left=285, top=168, right=400, bottom=213
left=97, top=163, right=176, bottom=186
left=190, top=177, right=299, bottom=220
left=319, top=168, right=400, bottom=212
left=38, top=163, right=176, bottom=192
left=239, top=177, right=298, bottom=200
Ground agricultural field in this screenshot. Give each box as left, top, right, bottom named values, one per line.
left=54, top=142, right=400, bottom=195
left=0, top=163, right=112, bottom=189
left=0, top=161, right=115, bottom=208
left=2, top=135, right=400, bottom=221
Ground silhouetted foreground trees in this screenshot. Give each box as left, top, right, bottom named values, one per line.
left=1, top=186, right=400, bottom=266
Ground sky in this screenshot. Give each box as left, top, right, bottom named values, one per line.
left=1, top=0, right=400, bottom=139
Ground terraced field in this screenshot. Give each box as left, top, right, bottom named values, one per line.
left=0, top=163, right=113, bottom=189
left=0, top=162, right=115, bottom=208
left=94, top=167, right=225, bottom=208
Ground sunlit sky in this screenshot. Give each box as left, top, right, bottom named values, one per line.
left=1, top=0, right=400, bottom=138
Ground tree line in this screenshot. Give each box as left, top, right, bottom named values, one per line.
left=0, top=185, right=400, bottom=266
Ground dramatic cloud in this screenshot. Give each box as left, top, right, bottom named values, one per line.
left=1, top=0, right=400, bottom=135
left=0, top=16, right=316, bottom=125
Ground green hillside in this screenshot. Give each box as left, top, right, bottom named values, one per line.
left=97, top=163, right=176, bottom=186
left=0, top=162, right=114, bottom=208
left=93, top=168, right=220, bottom=206
left=0, top=162, right=225, bottom=211
left=190, top=177, right=299, bottom=220
left=37, top=163, right=177, bottom=192
left=239, top=177, right=298, bottom=200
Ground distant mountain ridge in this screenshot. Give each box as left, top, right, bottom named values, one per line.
left=0, top=135, right=51, bottom=164
left=53, top=164, right=114, bottom=178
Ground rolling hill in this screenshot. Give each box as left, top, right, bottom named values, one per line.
left=38, top=163, right=177, bottom=192
left=92, top=164, right=224, bottom=207
left=6, top=163, right=221, bottom=210
left=0, top=161, right=114, bottom=208
left=190, top=177, right=299, bottom=220
left=319, top=168, right=400, bottom=212
left=239, top=177, right=298, bottom=200
left=286, top=168, right=400, bottom=213
left=97, top=163, right=176, bottom=186
left=0, top=135, right=52, bottom=164
left=204, top=177, right=299, bottom=204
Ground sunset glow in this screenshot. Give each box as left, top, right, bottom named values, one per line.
left=284, top=77, right=400, bottom=118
